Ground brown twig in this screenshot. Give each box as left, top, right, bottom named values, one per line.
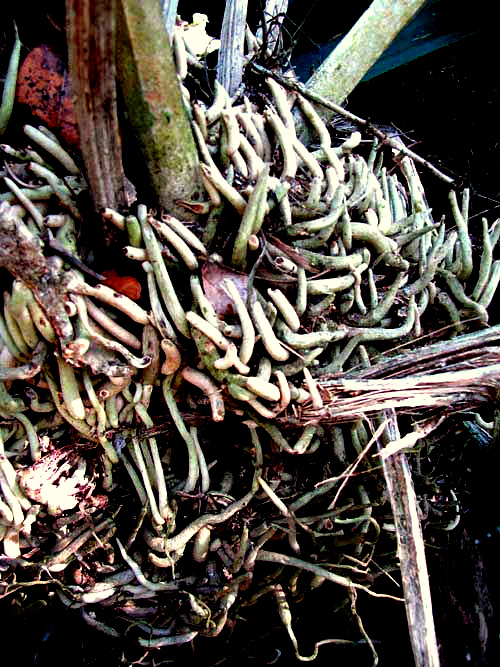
left=250, top=63, right=456, bottom=186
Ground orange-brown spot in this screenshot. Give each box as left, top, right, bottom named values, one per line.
left=101, top=269, right=142, bottom=300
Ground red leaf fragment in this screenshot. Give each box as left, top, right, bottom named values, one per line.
left=101, top=269, right=142, bottom=301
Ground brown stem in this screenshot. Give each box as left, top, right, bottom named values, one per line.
left=66, top=0, right=127, bottom=213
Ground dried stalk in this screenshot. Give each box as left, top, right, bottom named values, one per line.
left=305, top=360, right=500, bottom=423
left=377, top=411, right=440, bottom=667
left=216, top=0, right=248, bottom=96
